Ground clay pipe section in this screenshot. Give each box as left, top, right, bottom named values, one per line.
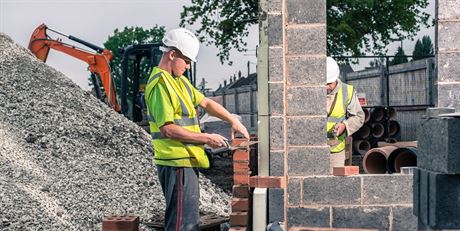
left=388, top=120, right=400, bottom=137
left=356, top=124, right=371, bottom=139
left=387, top=147, right=418, bottom=173
left=363, top=108, right=371, bottom=123
left=363, top=145, right=398, bottom=174
left=371, top=122, right=384, bottom=139
left=353, top=140, right=371, bottom=155
left=371, top=107, right=385, bottom=122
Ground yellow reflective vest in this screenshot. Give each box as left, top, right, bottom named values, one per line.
left=144, top=67, right=209, bottom=168
left=327, top=83, right=354, bottom=153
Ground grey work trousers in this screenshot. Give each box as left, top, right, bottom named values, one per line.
left=157, top=165, right=200, bottom=231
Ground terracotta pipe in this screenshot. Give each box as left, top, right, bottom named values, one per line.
left=363, top=146, right=398, bottom=174
left=363, top=108, right=371, bottom=123
left=388, top=107, right=397, bottom=120
left=371, top=107, right=385, bottom=122
left=389, top=120, right=400, bottom=137
left=387, top=147, right=418, bottom=173
left=353, top=140, right=371, bottom=155
left=371, top=122, right=384, bottom=139
left=356, top=124, right=371, bottom=140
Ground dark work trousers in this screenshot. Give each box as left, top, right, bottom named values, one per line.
left=157, top=165, right=200, bottom=231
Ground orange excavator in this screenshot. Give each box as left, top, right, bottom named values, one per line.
left=28, top=23, right=121, bottom=112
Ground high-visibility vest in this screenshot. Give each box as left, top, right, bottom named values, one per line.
left=327, top=83, right=354, bottom=153
left=144, top=67, right=209, bottom=168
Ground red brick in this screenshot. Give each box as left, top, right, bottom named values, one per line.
left=249, top=176, right=286, bottom=188
left=232, top=138, right=246, bottom=146
left=231, top=198, right=249, bottom=212
left=229, top=227, right=248, bottom=231
left=232, top=185, right=250, bottom=198
left=332, top=166, right=359, bottom=176
left=102, top=215, right=139, bottom=231
left=229, top=212, right=248, bottom=226
left=233, top=149, right=250, bottom=161
left=234, top=173, right=250, bottom=185
left=233, top=161, right=250, bottom=171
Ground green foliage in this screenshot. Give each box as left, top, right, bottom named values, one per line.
left=180, top=0, right=430, bottom=62
left=390, top=46, right=408, bottom=65
left=100, top=26, right=165, bottom=98
left=412, top=35, right=433, bottom=60
left=180, top=0, right=258, bottom=65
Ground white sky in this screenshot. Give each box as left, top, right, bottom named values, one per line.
left=0, top=0, right=434, bottom=90
left=0, top=0, right=258, bottom=91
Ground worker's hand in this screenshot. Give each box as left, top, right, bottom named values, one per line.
left=205, top=133, right=228, bottom=149
left=231, top=120, right=250, bottom=140
left=334, top=123, right=346, bottom=136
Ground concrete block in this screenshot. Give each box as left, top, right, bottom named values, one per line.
left=269, top=47, right=284, bottom=82
left=250, top=176, right=286, bottom=188
left=270, top=117, right=284, bottom=150
left=268, top=0, right=282, bottom=13
left=438, top=53, right=460, bottom=83
left=287, top=26, right=326, bottom=55
left=286, top=56, right=326, bottom=86
left=287, top=117, right=326, bottom=146
left=425, top=107, right=456, bottom=118
left=303, top=176, right=360, bottom=205
left=438, top=21, right=460, bottom=51
left=287, top=0, right=326, bottom=24
left=414, top=168, right=460, bottom=229
left=287, top=147, right=329, bottom=176
left=332, top=166, right=359, bottom=176
left=268, top=14, right=283, bottom=46
left=270, top=151, right=285, bottom=176
left=438, top=0, right=460, bottom=20
left=437, top=83, right=460, bottom=109
left=287, top=207, right=330, bottom=228
left=362, top=175, right=413, bottom=205
left=391, top=206, right=417, bottom=231
left=417, top=117, right=460, bottom=173
left=268, top=188, right=284, bottom=222
left=287, top=86, right=325, bottom=116
left=287, top=178, right=301, bottom=206
left=332, top=206, right=389, bottom=230
left=269, top=83, right=284, bottom=115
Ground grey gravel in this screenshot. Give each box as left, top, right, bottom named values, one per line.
left=0, top=33, right=230, bottom=230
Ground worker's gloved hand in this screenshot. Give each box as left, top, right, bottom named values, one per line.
left=231, top=120, right=250, bottom=140
left=334, top=123, right=346, bottom=136
left=206, top=133, right=228, bottom=149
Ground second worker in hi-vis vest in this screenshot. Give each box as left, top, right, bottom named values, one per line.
left=326, top=57, right=365, bottom=173
left=145, top=28, right=249, bottom=231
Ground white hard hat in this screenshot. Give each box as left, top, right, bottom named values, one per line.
left=327, top=57, right=340, bottom=83
left=162, top=28, right=200, bottom=62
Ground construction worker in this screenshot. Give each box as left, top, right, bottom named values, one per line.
left=326, top=57, right=364, bottom=172
left=144, top=28, right=249, bottom=231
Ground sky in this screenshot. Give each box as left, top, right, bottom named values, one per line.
left=0, top=0, right=434, bottom=91
left=0, top=0, right=258, bottom=91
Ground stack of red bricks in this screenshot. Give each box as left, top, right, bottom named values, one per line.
left=230, top=138, right=252, bottom=231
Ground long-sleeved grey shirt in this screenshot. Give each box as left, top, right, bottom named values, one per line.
left=327, top=79, right=365, bottom=136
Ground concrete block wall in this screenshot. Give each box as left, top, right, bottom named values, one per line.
left=264, top=0, right=418, bottom=230
left=437, top=0, right=460, bottom=109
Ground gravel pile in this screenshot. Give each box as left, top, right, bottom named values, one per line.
left=0, top=33, right=231, bottom=230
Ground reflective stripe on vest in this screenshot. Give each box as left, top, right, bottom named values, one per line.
left=327, top=83, right=353, bottom=153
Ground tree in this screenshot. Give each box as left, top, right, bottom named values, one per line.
left=390, top=46, right=408, bottom=65
left=180, top=0, right=430, bottom=63
left=412, top=35, right=433, bottom=60
left=100, top=26, right=165, bottom=98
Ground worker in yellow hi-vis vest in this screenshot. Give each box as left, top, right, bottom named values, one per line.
left=145, top=28, right=249, bottom=231
left=326, top=57, right=364, bottom=173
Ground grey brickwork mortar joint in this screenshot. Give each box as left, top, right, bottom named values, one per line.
left=360, top=176, right=364, bottom=205
left=282, top=0, right=288, bottom=225
left=286, top=24, right=324, bottom=28
left=388, top=206, right=394, bottom=231
left=329, top=206, right=333, bottom=228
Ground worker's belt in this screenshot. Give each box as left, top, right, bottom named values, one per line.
left=327, top=116, right=345, bottom=123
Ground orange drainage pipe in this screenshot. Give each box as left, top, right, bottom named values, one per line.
left=387, top=147, right=418, bottom=173
left=363, top=146, right=398, bottom=174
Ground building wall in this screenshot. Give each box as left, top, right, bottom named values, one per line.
left=264, top=0, right=417, bottom=230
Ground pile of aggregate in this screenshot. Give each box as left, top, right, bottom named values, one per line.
left=0, top=33, right=231, bottom=230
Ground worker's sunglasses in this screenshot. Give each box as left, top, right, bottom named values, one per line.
left=172, top=49, right=192, bottom=65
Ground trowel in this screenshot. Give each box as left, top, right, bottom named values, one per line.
left=205, top=140, right=259, bottom=154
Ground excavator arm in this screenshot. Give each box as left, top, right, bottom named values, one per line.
left=28, top=24, right=121, bottom=112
